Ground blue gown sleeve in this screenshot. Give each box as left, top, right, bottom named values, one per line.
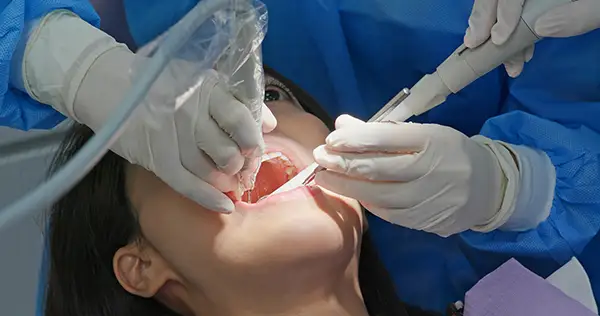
left=461, top=110, right=600, bottom=267
left=0, top=0, right=99, bottom=130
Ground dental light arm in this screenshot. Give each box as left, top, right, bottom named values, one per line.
left=385, top=0, right=573, bottom=122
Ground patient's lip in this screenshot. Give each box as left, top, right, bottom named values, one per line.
left=263, top=134, right=312, bottom=170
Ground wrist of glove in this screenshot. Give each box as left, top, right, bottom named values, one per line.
left=469, top=136, right=520, bottom=233
left=20, top=10, right=276, bottom=213
left=313, top=115, right=522, bottom=237
left=465, top=0, right=600, bottom=77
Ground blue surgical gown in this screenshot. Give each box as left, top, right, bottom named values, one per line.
left=123, top=1, right=600, bottom=310
left=13, top=0, right=600, bottom=313
left=0, top=0, right=99, bottom=129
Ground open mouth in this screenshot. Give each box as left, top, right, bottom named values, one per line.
left=225, top=134, right=313, bottom=204
left=241, top=151, right=300, bottom=203
left=226, top=150, right=301, bottom=203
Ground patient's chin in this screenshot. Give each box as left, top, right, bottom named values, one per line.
left=219, top=189, right=363, bottom=272
left=273, top=188, right=362, bottom=263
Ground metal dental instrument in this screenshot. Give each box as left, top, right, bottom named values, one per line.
left=270, top=88, right=411, bottom=195
left=271, top=0, right=573, bottom=196
left=301, top=88, right=412, bottom=184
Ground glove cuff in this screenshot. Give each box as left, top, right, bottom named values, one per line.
left=22, top=10, right=126, bottom=121
left=497, top=143, right=555, bottom=231
left=471, top=136, right=521, bottom=232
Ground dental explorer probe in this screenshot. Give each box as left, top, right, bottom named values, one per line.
left=270, top=0, right=574, bottom=196
left=270, top=89, right=411, bottom=195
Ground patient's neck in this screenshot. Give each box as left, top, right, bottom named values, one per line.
left=182, top=253, right=370, bottom=316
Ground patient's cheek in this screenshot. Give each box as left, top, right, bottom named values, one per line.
left=274, top=113, right=329, bottom=149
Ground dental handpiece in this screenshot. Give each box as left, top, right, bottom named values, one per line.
left=272, top=0, right=572, bottom=196
left=385, top=0, right=574, bottom=122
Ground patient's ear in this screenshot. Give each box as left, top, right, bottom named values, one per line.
left=113, top=243, right=174, bottom=298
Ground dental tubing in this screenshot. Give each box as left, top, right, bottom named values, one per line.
left=0, top=0, right=262, bottom=230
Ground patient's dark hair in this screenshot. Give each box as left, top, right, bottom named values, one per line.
left=43, top=68, right=437, bottom=316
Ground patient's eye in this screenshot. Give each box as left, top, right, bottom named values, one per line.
left=265, top=86, right=291, bottom=102
left=265, top=75, right=293, bottom=102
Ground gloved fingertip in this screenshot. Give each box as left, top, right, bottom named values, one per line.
left=324, top=132, right=348, bottom=150
left=524, top=46, right=535, bottom=63
left=217, top=155, right=246, bottom=176
left=504, top=63, right=522, bottom=78
left=313, top=146, right=346, bottom=170
left=491, top=25, right=509, bottom=45
left=193, top=194, right=234, bottom=214
left=213, top=206, right=234, bottom=214
left=261, top=104, right=277, bottom=133
left=212, top=206, right=234, bottom=214
left=218, top=193, right=236, bottom=213
left=334, top=114, right=365, bottom=129
left=312, top=145, right=328, bottom=160
left=463, top=28, right=476, bottom=48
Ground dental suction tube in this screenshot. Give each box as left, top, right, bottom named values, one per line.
left=386, top=0, right=573, bottom=122
left=0, top=0, right=254, bottom=230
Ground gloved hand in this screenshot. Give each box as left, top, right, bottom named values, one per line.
left=19, top=10, right=276, bottom=213
left=313, top=115, right=520, bottom=237
left=464, top=0, right=600, bottom=78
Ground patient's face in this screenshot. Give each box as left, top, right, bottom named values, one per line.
left=120, top=76, right=363, bottom=312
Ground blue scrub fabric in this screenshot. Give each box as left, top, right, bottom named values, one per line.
left=32, top=0, right=600, bottom=313
left=0, top=0, right=99, bottom=130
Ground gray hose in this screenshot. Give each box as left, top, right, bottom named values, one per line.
left=0, top=0, right=232, bottom=230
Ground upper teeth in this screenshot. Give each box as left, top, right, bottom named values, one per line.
left=261, top=151, right=291, bottom=163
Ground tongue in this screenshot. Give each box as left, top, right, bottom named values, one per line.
left=226, top=157, right=298, bottom=203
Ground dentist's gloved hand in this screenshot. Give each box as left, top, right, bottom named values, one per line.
left=313, top=115, right=520, bottom=237
left=465, top=0, right=600, bottom=77
left=18, top=10, right=276, bottom=213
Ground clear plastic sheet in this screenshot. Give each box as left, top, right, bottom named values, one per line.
left=0, top=0, right=267, bottom=230
left=131, top=0, right=267, bottom=129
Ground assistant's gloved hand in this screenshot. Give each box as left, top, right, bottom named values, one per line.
left=18, top=10, right=276, bottom=213
left=464, top=0, right=600, bottom=78
left=313, top=115, right=522, bottom=237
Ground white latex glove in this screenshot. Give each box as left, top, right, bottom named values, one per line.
left=535, top=0, right=600, bottom=38
left=313, top=115, right=521, bottom=237
left=20, top=10, right=277, bottom=213
left=464, top=0, right=600, bottom=78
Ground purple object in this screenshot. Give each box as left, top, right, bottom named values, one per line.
left=464, top=259, right=595, bottom=316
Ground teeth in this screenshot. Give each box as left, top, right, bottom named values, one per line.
left=261, top=151, right=291, bottom=163
left=285, top=166, right=295, bottom=176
